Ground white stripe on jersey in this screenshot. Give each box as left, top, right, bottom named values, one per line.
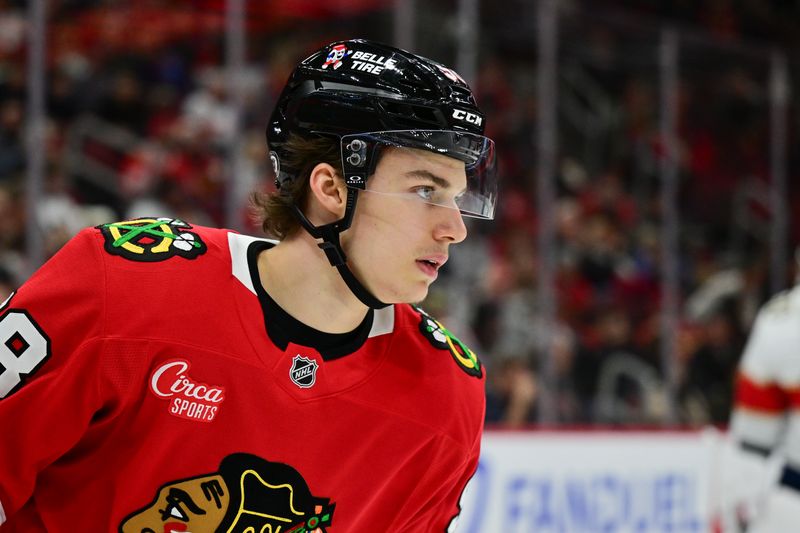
left=368, top=305, right=395, bottom=338
left=228, top=232, right=277, bottom=294
left=0, top=497, right=6, bottom=525
left=730, top=409, right=785, bottom=451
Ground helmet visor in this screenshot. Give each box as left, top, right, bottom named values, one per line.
left=340, top=130, right=497, bottom=219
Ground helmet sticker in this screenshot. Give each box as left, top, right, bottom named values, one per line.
left=119, top=453, right=336, bottom=533
left=321, top=43, right=400, bottom=76
left=96, top=218, right=207, bottom=262
left=436, top=65, right=467, bottom=85
left=321, top=44, right=353, bottom=70
left=414, top=306, right=483, bottom=379
left=349, top=50, right=397, bottom=75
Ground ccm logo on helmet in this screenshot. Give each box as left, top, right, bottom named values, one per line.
left=452, top=109, right=483, bottom=127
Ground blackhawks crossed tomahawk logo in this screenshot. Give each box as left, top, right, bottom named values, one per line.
left=97, top=218, right=207, bottom=262
left=414, top=306, right=482, bottom=379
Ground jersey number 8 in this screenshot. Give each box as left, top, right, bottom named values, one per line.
left=0, top=310, right=51, bottom=399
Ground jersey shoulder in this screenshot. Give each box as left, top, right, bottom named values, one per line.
left=93, top=217, right=233, bottom=264
left=393, top=303, right=484, bottom=381
left=740, top=285, right=800, bottom=384
left=388, top=304, right=486, bottom=448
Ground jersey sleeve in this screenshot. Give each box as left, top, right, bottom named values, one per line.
left=0, top=228, right=107, bottom=525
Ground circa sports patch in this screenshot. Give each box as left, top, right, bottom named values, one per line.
left=414, top=306, right=483, bottom=379
left=96, top=218, right=206, bottom=262
left=119, top=452, right=335, bottom=533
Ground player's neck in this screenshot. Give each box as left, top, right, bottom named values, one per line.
left=257, top=233, right=370, bottom=334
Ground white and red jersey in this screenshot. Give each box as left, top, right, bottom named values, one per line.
left=0, top=218, right=485, bottom=532
left=731, top=285, right=800, bottom=467
left=726, top=285, right=800, bottom=531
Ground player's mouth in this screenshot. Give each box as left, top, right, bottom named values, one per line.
left=164, top=523, right=189, bottom=533
left=416, top=254, right=447, bottom=279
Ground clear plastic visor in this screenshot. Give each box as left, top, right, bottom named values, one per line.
left=340, top=130, right=497, bottom=219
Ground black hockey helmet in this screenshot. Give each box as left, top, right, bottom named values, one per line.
left=266, top=39, right=497, bottom=308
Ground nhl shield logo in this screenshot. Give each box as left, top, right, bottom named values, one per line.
left=290, top=355, right=319, bottom=388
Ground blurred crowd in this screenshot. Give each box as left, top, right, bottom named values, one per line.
left=2, top=0, right=799, bottom=428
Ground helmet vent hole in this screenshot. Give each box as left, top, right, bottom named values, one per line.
left=449, top=86, right=475, bottom=105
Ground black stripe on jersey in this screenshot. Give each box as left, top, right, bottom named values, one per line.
left=739, top=440, right=772, bottom=458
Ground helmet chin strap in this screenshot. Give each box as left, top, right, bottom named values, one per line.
left=290, top=188, right=390, bottom=310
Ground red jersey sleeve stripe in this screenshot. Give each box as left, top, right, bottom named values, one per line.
left=735, top=373, right=789, bottom=413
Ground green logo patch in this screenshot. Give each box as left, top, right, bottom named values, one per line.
left=415, top=306, right=482, bottom=378
left=97, top=218, right=206, bottom=262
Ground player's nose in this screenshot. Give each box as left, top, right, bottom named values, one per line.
left=433, top=206, right=468, bottom=243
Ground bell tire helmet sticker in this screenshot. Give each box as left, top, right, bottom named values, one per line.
left=119, top=452, right=335, bottom=533
left=324, top=44, right=398, bottom=76
left=290, top=355, right=319, bottom=389
left=414, top=306, right=482, bottom=378
left=96, top=217, right=207, bottom=262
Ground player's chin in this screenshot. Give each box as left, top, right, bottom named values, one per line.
left=406, top=280, right=434, bottom=304
left=379, top=280, right=431, bottom=305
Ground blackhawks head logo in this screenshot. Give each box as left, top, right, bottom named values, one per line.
left=119, top=453, right=335, bottom=533
left=415, top=306, right=482, bottom=378
left=97, top=218, right=206, bottom=262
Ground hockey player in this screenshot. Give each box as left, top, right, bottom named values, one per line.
left=717, top=276, right=800, bottom=532
left=0, top=39, right=496, bottom=531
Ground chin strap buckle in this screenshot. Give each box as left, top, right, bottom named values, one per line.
left=318, top=241, right=347, bottom=267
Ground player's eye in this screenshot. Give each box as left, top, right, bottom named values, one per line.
left=413, top=186, right=436, bottom=201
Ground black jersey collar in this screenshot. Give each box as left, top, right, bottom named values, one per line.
left=246, top=240, right=374, bottom=361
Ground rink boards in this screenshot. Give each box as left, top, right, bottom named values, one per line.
left=456, top=429, right=727, bottom=533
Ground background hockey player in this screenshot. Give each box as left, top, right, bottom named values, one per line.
left=715, top=257, right=800, bottom=532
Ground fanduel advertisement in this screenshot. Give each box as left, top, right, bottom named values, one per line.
left=457, top=431, right=720, bottom=533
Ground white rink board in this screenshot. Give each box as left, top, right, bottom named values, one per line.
left=456, top=430, right=720, bottom=533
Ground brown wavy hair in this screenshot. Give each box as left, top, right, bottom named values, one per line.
left=251, top=134, right=344, bottom=239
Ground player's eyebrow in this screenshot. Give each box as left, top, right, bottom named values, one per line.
left=404, top=169, right=452, bottom=189
left=405, top=169, right=469, bottom=197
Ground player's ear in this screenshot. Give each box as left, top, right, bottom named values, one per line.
left=306, top=162, right=347, bottom=224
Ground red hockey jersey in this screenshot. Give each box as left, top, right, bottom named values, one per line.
left=0, top=218, right=485, bottom=532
